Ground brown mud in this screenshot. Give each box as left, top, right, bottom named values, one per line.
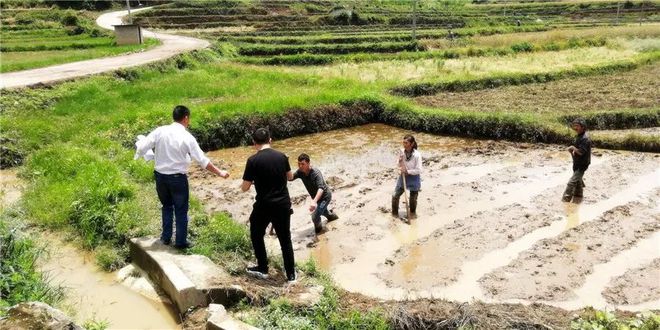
left=188, top=123, right=660, bottom=311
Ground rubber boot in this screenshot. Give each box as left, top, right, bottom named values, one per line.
left=391, top=196, right=399, bottom=216
left=409, top=191, right=418, bottom=218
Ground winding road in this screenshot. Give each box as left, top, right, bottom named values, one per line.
left=0, top=7, right=209, bottom=90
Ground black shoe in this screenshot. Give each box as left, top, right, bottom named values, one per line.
left=174, top=242, right=193, bottom=249
left=160, top=239, right=171, bottom=246
left=314, top=223, right=323, bottom=234
left=326, top=211, right=339, bottom=222
left=246, top=266, right=269, bottom=279
left=286, top=271, right=298, bottom=284
left=561, top=196, right=572, bottom=202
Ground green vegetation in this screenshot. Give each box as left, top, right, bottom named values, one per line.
left=0, top=8, right=158, bottom=73
left=571, top=309, right=660, bottom=330
left=1, top=39, right=160, bottom=73
left=241, top=259, right=390, bottom=330
left=0, top=212, right=64, bottom=314
left=82, top=318, right=110, bottom=330
left=134, top=0, right=658, bottom=30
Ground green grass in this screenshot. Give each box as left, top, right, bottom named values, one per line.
left=571, top=309, right=660, bottom=330
left=0, top=7, right=159, bottom=73
left=0, top=38, right=160, bottom=73
left=0, top=211, right=64, bottom=314
left=240, top=258, right=390, bottom=330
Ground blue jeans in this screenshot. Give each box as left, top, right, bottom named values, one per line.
left=154, top=171, right=189, bottom=246
left=311, top=199, right=331, bottom=227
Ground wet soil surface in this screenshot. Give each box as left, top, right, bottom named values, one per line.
left=603, top=258, right=660, bottom=305
left=414, top=64, right=660, bottom=114
left=188, top=124, right=660, bottom=310
left=480, top=198, right=659, bottom=302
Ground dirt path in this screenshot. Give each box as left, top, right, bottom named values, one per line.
left=188, top=124, right=660, bottom=312
left=0, top=7, right=209, bottom=90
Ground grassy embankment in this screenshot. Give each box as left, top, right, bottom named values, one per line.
left=0, top=8, right=159, bottom=73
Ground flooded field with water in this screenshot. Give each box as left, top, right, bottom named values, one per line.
left=189, top=123, right=660, bottom=311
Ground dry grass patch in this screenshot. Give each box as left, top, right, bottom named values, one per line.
left=414, top=63, right=660, bottom=114
left=293, top=46, right=641, bottom=83
left=424, top=24, right=660, bottom=50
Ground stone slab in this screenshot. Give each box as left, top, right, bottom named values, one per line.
left=129, top=237, right=248, bottom=314
left=206, top=304, right=260, bottom=330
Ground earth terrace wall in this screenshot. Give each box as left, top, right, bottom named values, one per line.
left=237, top=37, right=608, bottom=65
left=191, top=98, right=659, bottom=154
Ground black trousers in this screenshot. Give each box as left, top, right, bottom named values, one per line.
left=249, top=205, right=295, bottom=277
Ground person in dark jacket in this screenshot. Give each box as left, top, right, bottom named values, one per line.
left=562, top=118, right=591, bottom=203
left=291, top=153, right=339, bottom=234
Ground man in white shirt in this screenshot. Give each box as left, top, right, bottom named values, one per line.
left=135, top=105, right=229, bottom=249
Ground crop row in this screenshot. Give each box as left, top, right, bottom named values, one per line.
left=238, top=36, right=609, bottom=65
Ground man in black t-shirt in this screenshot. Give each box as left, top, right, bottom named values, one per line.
left=241, top=128, right=297, bottom=283
left=562, top=118, right=592, bottom=203
left=291, top=153, right=339, bottom=234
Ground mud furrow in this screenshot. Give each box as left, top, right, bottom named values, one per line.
left=479, top=192, right=659, bottom=302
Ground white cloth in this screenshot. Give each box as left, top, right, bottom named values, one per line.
left=399, top=149, right=422, bottom=176
left=134, top=135, right=154, bottom=161
left=134, top=122, right=210, bottom=174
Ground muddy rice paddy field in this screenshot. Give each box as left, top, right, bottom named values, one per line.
left=188, top=123, right=660, bottom=312
left=415, top=63, right=660, bottom=114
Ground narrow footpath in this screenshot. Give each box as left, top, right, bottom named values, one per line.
left=0, top=7, right=209, bottom=90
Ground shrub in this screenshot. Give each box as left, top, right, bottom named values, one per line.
left=510, top=41, right=534, bottom=53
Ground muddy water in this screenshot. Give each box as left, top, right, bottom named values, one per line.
left=189, top=123, right=660, bottom=311
left=39, top=237, right=181, bottom=329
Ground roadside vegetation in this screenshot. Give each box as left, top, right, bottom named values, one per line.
left=0, top=8, right=158, bottom=73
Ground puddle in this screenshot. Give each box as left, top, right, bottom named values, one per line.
left=39, top=236, right=181, bottom=329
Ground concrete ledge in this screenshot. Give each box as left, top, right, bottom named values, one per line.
left=129, top=237, right=247, bottom=314
left=206, top=304, right=260, bottom=330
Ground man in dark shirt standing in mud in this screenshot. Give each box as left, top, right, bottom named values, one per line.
left=291, top=153, right=339, bottom=234
left=241, top=128, right=297, bottom=283
left=562, top=118, right=592, bottom=203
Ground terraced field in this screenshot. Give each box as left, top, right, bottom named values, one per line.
left=2, top=0, right=659, bottom=328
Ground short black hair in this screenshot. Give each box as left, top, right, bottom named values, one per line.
left=298, top=153, right=310, bottom=163
left=172, top=105, right=190, bottom=122
left=571, top=118, right=587, bottom=129
left=252, top=127, right=270, bottom=145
